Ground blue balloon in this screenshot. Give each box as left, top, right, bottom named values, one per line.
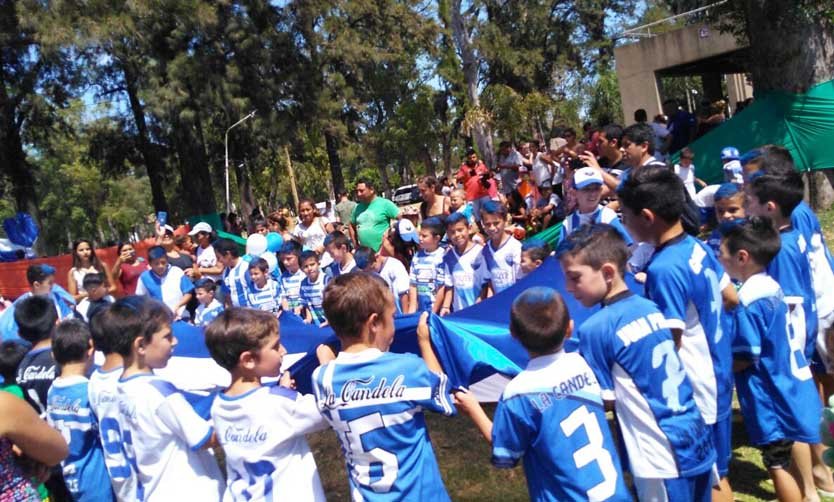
left=241, top=253, right=254, bottom=263
left=266, top=232, right=284, bottom=253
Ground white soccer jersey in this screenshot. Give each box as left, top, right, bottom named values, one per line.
left=89, top=366, right=137, bottom=502
left=116, top=373, right=223, bottom=501
left=481, top=237, right=522, bottom=294
left=211, top=385, right=328, bottom=502
left=378, top=257, right=410, bottom=313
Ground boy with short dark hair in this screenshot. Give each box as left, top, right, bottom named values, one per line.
left=479, top=201, right=522, bottom=296
left=557, top=224, right=716, bottom=501
left=135, top=245, right=194, bottom=319
left=215, top=237, right=250, bottom=308
left=440, top=213, right=486, bottom=315
left=355, top=246, right=411, bottom=314
left=454, top=286, right=631, bottom=501
left=46, top=319, right=115, bottom=501
left=718, top=217, right=819, bottom=501
left=112, top=296, right=223, bottom=500
left=88, top=304, right=136, bottom=500
left=14, top=295, right=59, bottom=414
left=193, top=278, right=224, bottom=326
left=560, top=167, right=633, bottom=246
left=75, top=272, right=114, bottom=323
left=323, top=231, right=356, bottom=281
left=247, top=258, right=282, bottom=316
left=407, top=217, right=446, bottom=314
left=618, top=166, right=738, bottom=500
left=706, top=183, right=746, bottom=256
left=206, top=308, right=328, bottom=501
left=278, top=241, right=306, bottom=315
left=519, top=240, right=549, bottom=278
left=312, top=273, right=455, bottom=500
left=0, top=341, right=27, bottom=398
left=299, top=251, right=328, bottom=326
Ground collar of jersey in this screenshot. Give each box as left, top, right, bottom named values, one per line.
left=94, top=365, right=123, bottom=375
left=27, top=346, right=51, bottom=357
left=652, top=231, right=687, bottom=255
left=218, top=385, right=265, bottom=401
left=601, top=289, right=634, bottom=307
left=738, top=272, right=782, bottom=307
left=51, top=374, right=88, bottom=388
left=119, top=372, right=155, bottom=383
left=526, top=350, right=566, bottom=371
left=335, top=348, right=383, bottom=363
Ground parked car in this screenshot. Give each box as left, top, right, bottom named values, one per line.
left=392, top=184, right=421, bottom=206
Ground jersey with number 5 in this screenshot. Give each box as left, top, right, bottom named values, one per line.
left=646, top=234, right=731, bottom=425
left=731, top=273, right=821, bottom=445
left=491, top=351, right=630, bottom=501
left=578, top=291, right=715, bottom=479
left=311, top=349, right=455, bottom=501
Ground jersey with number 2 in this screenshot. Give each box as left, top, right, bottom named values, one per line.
left=311, top=349, right=455, bottom=501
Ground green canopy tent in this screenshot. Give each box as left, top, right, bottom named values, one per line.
left=672, top=79, right=834, bottom=183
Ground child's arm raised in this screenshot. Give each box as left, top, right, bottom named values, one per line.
left=416, top=312, right=443, bottom=374
left=453, top=388, right=492, bottom=443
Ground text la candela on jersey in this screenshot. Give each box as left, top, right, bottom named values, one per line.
left=323, top=375, right=407, bottom=409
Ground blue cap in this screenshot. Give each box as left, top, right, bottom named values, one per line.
left=720, top=146, right=740, bottom=161
left=39, top=264, right=56, bottom=275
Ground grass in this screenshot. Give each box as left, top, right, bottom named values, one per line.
left=305, top=204, right=834, bottom=501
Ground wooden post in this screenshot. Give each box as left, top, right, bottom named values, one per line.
left=284, top=145, right=300, bottom=209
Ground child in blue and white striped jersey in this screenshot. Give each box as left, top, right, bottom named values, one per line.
left=299, top=251, right=328, bottom=326
left=247, top=258, right=282, bottom=317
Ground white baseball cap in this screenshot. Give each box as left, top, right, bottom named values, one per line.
left=188, top=222, right=213, bottom=235
left=574, top=167, right=604, bottom=189
left=397, top=219, right=419, bottom=244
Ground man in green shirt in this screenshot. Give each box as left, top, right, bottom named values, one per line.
left=351, top=179, right=400, bottom=252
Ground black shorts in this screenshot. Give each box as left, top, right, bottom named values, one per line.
left=759, top=439, right=794, bottom=469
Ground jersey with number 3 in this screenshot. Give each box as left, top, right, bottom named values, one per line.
left=311, top=349, right=455, bottom=501
left=88, top=366, right=137, bottom=501
left=646, top=234, right=731, bottom=425
left=578, top=292, right=715, bottom=479
left=732, top=273, right=821, bottom=445
left=211, top=384, right=329, bottom=502
left=491, top=351, right=631, bottom=501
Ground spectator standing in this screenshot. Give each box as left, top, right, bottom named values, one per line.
left=351, top=179, right=400, bottom=253
left=496, top=141, right=524, bottom=196
left=112, top=242, right=146, bottom=295
left=418, top=175, right=451, bottom=220
left=664, top=99, right=697, bottom=155
left=455, top=148, right=497, bottom=221
left=68, top=239, right=116, bottom=301
left=292, top=198, right=335, bottom=268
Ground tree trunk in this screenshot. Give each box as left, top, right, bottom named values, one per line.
left=0, top=119, right=39, bottom=221
left=122, top=63, right=169, bottom=213
left=324, top=128, right=345, bottom=197
left=450, top=0, right=495, bottom=169
left=233, top=160, right=256, bottom=228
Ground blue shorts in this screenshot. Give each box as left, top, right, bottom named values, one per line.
left=634, top=468, right=715, bottom=502
left=713, top=415, right=732, bottom=477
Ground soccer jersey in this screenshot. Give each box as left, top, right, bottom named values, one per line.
left=75, top=296, right=114, bottom=323
left=705, top=228, right=722, bottom=257
left=116, top=373, right=223, bottom=501
left=768, top=227, right=818, bottom=359
left=300, top=273, right=328, bottom=325
left=135, top=265, right=195, bottom=315
left=731, top=273, right=820, bottom=445
left=280, top=269, right=306, bottom=311
left=311, top=349, right=455, bottom=501
left=211, top=385, right=328, bottom=502
left=47, top=375, right=115, bottom=501
left=481, top=237, right=522, bottom=294
left=16, top=347, right=57, bottom=415
left=560, top=206, right=634, bottom=247
left=378, top=257, right=411, bottom=314
left=645, top=234, right=731, bottom=425
left=195, top=299, right=224, bottom=327
left=196, top=244, right=222, bottom=282
left=88, top=366, right=136, bottom=502
left=443, top=244, right=486, bottom=312
left=325, top=258, right=356, bottom=281
left=224, top=259, right=252, bottom=308
left=578, top=291, right=716, bottom=479
left=792, top=201, right=834, bottom=318
left=247, top=279, right=282, bottom=316
left=409, top=248, right=446, bottom=312
left=491, top=350, right=631, bottom=501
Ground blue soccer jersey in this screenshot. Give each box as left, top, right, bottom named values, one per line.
left=443, top=243, right=486, bottom=312
left=300, top=273, right=328, bottom=325
left=768, top=228, right=818, bottom=360
left=311, top=349, right=455, bottom=501
left=578, top=292, right=716, bottom=479
left=732, top=273, right=821, bottom=445
left=280, top=269, right=306, bottom=311
left=645, top=234, right=731, bottom=425
left=247, top=279, right=282, bottom=315
left=481, top=236, right=522, bottom=294
left=224, top=259, right=252, bottom=308
left=409, top=248, right=446, bottom=313
left=47, top=376, right=115, bottom=501
left=194, top=299, right=224, bottom=327
left=560, top=206, right=634, bottom=247
left=792, top=201, right=834, bottom=319
left=491, top=351, right=631, bottom=501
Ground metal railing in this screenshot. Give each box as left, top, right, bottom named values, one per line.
left=618, top=1, right=727, bottom=39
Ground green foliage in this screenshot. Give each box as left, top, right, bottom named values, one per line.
left=587, top=67, right=624, bottom=126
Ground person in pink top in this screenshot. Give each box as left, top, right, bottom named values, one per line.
left=455, top=148, right=497, bottom=222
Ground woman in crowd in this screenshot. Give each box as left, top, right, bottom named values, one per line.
left=67, top=239, right=115, bottom=301
left=111, top=241, right=147, bottom=294
left=292, top=198, right=334, bottom=267
left=418, top=175, right=451, bottom=220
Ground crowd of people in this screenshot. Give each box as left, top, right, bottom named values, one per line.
left=1, top=100, right=834, bottom=502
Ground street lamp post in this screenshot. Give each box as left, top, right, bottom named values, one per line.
left=224, top=110, right=257, bottom=213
